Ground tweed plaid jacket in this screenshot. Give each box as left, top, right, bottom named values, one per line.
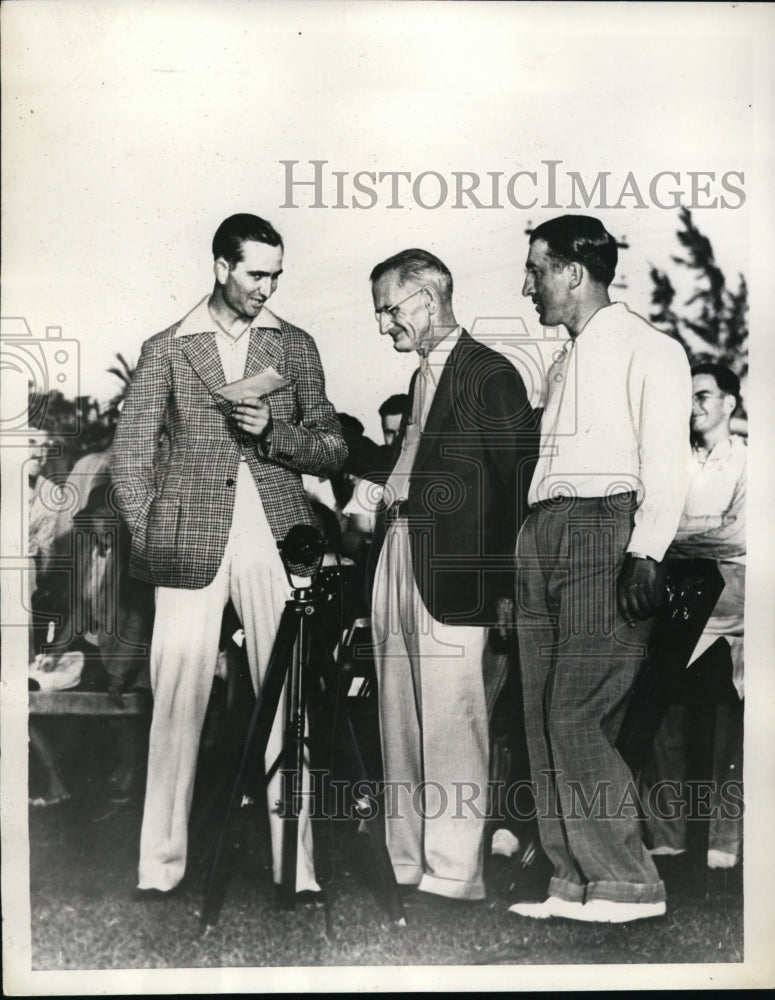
left=110, top=300, right=346, bottom=589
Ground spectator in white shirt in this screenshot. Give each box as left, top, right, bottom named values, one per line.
left=341, top=395, right=409, bottom=538
left=643, top=363, right=746, bottom=869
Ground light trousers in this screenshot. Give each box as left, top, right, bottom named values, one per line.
left=372, top=520, right=489, bottom=900
left=138, top=464, right=318, bottom=893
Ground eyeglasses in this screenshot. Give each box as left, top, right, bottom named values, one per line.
left=374, top=286, right=428, bottom=323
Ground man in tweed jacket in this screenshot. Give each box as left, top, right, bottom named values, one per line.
left=111, top=213, right=346, bottom=896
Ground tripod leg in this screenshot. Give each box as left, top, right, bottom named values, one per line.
left=341, top=712, right=406, bottom=924
left=278, top=615, right=307, bottom=906
left=200, top=604, right=297, bottom=930
left=309, top=618, right=406, bottom=925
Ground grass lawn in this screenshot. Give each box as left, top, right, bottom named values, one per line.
left=28, top=751, right=743, bottom=971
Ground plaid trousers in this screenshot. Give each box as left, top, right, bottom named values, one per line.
left=516, top=496, right=666, bottom=904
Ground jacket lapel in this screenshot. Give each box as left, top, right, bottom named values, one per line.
left=180, top=324, right=285, bottom=415
left=413, top=331, right=468, bottom=471
left=180, top=334, right=230, bottom=413
left=393, top=368, right=419, bottom=455
left=245, top=325, right=285, bottom=379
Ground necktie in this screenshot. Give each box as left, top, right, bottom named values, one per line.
left=414, top=354, right=435, bottom=432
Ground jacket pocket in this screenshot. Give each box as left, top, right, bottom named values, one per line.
left=145, top=498, right=181, bottom=576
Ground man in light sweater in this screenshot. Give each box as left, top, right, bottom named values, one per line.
left=509, top=215, right=691, bottom=924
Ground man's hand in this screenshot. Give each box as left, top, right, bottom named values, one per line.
left=617, top=555, right=665, bottom=626
left=496, top=596, right=516, bottom=640
left=231, top=397, right=272, bottom=440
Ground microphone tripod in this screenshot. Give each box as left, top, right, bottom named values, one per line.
left=200, top=525, right=406, bottom=931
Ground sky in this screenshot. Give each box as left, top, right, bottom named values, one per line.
left=1, top=0, right=764, bottom=439
left=2, top=2, right=775, bottom=992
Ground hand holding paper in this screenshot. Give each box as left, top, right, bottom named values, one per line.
left=232, top=397, right=272, bottom=439
left=216, top=366, right=289, bottom=403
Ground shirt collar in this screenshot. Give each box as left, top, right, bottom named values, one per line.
left=572, top=301, right=627, bottom=342
left=547, top=305, right=626, bottom=376
left=174, top=295, right=282, bottom=338
left=692, top=435, right=736, bottom=460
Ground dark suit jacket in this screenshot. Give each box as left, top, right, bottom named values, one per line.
left=370, top=330, right=538, bottom=627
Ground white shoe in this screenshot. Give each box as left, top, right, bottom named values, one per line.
left=575, top=899, right=666, bottom=923
left=509, top=896, right=666, bottom=923
left=649, top=845, right=686, bottom=856
left=508, top=896, right=586, bottom=920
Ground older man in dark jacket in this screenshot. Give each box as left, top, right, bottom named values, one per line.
left=369, top=248, right=536, bottom=901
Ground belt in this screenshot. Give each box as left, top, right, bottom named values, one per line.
left=385, top=499, right=410, bottom=525
left=532, top=491, right=638, bottom=512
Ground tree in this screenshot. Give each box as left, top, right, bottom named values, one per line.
left=27, top=352, right=136, bottom=475
left=26, top=390, right=111, bottom=476
left=106, top=352, right=135, bottom=395
left=649, top=208, right=748, bottom=380
left=103, top=351, right=137, bottom=428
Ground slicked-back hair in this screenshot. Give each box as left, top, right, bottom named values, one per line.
left=530, top=215, right=618, bottom=288
left=692, top=362, right=741, bottom=410
left=369, top=248, right=453, bottom=301
left=212, top=214, right=284, bottom=266
left=378, top=393, right=409, bottom=419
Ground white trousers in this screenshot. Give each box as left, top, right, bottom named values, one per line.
left=138, top=464, right=318, bottom=893
left=372, top=520, right=489, bottom=900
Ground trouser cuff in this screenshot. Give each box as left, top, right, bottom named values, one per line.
left=548, top=876, right=585, bottom=902
left=418, top=873, right=485, bottom=900
left=391, top=863, right=423, bottom=886
left=584, top=878, right=667, bottom=904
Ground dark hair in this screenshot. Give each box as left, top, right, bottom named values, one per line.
left=337, top=412, right=364, bottom=436
left=530, top=215, right=618, bottom=287
left=691, top=362, right=741, bottom=409
left=378, top=393, right=409, bottom=419
left=369, top=248, right=453, bottom=300
left=212, top=214, right=284, bottom=265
